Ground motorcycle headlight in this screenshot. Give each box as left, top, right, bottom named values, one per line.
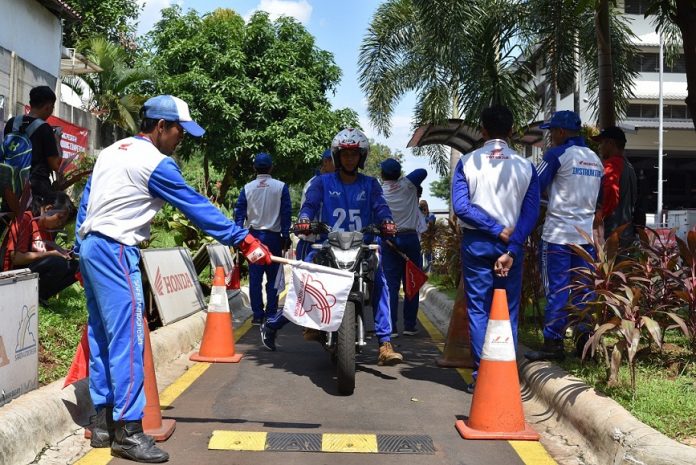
left=331, top=247, right=360, bottom=267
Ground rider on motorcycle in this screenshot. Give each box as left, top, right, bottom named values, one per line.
left=261, top=128, right=404, bottom=366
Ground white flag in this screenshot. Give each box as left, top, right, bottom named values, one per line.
left=281, top=260, right=354, bottom=332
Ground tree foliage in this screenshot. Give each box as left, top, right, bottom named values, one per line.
left=62, top=37, right=153, bottom=134
left=429, top=175, right=450, bottom=202
left=63, top=0, right=141, bottom=48
left=147, top=7, right=358, bottom=198
left=363, top=139, right=404, bottom=179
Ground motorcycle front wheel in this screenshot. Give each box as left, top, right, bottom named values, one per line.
left=336, top=301, right=356, bottom=395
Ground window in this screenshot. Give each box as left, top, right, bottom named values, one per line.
left=625, top=0, right=651, bottom=14
left=632, top=52, right=686, bottom=73
left=625, top=104, right=691, bottom=120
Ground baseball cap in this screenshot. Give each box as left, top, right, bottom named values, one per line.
left=380, top=158, right=402, bottom=177
left=539, top=110, right=582, bottom=131
left=591, top=126, right=626, bottom=144
left=141, top=95, right=205, bottom=137
left=321, top=148, right=332, bottom=160
left=254, top=152, right=273, bottom=168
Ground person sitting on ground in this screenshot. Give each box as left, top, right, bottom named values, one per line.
left=1, top=191, right=78, bottom=302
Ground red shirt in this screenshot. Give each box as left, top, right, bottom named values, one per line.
left=2, top=211, right=53, bottom=271
left=601, top=155, right=624, bottom=219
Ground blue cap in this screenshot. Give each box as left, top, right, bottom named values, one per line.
left=142, top=95, right=205, bottom=137
left=380, top=158, right=402, bottom=177
left=254, top=152, right=273, bottom=168
left=321, top=148, right=332, bottom=160
left=539, top=110, right=582, bottom=131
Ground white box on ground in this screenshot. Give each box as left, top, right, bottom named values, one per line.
left=141, top=248, right=206, bottom=325
left=0, top=269, right=39, bottom=407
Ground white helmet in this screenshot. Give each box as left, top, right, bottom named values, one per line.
left=331, top=128, right=369, bottom=171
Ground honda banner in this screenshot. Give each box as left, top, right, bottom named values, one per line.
left=141, top=248, right=206, bottom=325
left=24, top=106, right=89, bottom=158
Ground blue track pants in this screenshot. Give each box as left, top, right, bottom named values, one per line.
left=248, top=230, right=282, bottom=319
left=540, top=241, right=596, bottom=340
left=382, top=233, right=422, bottom=332
left=461, top=230, right=522, bottom=380
left=80, top=233, right=145, bottom=421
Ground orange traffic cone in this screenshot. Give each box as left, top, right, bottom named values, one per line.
left=228, top=253, right=241, bottom=291
left=437, top=278, right=474, bottom=368
left=142, top=317, right=176, bottom=441
left=455, top=289, right=539, bottom=441
left=190, top=266, right=243, bottom=363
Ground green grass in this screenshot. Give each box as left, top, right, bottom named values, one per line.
left=427, top=273, right=457, bottom=300
left=518, top=303, right=696, bottom=442
left=38, top=284, right=87, bottom=385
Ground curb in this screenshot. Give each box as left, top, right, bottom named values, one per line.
left=418, top=282, right=696, bottom=465
left=0, top=290, right=250, bottom=465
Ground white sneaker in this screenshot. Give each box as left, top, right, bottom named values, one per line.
left=390, top=332, right=399, bottom=338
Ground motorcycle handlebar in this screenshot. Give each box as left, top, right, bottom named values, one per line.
left=292, top=221, right=392, bottom=236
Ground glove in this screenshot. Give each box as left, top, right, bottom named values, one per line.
left=282, top=236, right=292, bottom=253
left=237, top=234, right=273, bottom=265
left=293, top=218, right=311, bottom=235
left=380, top=219, right=397, bottom=236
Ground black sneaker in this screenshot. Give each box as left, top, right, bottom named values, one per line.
left=402, top=327, right=419, bottom=336
left=465, top=381, right=476, bottom=394
left=260, top=323, right=276, bottom=351
left=251, top=316, right=264, bottom=326
left=524, top=338, right=565, bottom=362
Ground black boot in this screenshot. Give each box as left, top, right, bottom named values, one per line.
left=525, top=338, right=565, bottom=362
left=90, top=405, right=114, bottom=448
left=111, top=420, right=169, bottom=463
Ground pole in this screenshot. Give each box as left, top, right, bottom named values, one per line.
left=657, top=33, right=665, bottom=227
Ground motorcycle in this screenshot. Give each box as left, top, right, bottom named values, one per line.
left=298, top=222, right=382, bottom=395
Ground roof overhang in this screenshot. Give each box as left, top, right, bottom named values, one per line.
left=36, top=0, right=81, bottom=21
left=61, top=48, right=102, bottom=75
left=407, top=119, right=546, bottom=152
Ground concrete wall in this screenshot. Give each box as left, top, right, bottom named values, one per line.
left=0, top=0, right=61, bottom=79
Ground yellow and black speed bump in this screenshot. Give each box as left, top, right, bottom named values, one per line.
left=209, top=431, right=435, bottom=454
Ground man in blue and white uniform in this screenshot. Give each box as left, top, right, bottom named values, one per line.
left=235, top=153, right=291, bottom=325
left=525, top=110, right=602, bottom=362
left=75, top=95, right=272, bottom=463
left=295, top=148, right=334, bottom=261
left=452, top=105, right=540, bottom=392
left=261, top=128, right=403, bottom=366
left=380, top=158, right=427, bottom=336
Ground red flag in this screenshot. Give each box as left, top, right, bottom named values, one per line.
left=404, top=260, right=428, bottom=300
left=63, top=326, right=89, bottom=388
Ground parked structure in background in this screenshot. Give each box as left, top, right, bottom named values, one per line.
left=1, top=0, right=104, bottom=157
left=525, top=0, right=696, bottom=234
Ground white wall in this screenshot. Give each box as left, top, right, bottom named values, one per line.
left=0, top=0, right=61, bottom=79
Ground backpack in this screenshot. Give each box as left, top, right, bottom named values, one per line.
left=1, top=116, right=43, bottom=196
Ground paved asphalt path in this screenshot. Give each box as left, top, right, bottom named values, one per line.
left=103, top=303, right=529, bottom=465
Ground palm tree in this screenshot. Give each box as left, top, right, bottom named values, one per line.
left=646, top=0, right=696, bottom=130
left=63, top=37, right=153, bottom=140
left=359, top=0, right=536, bottom=176
left=523, top=0, right=639, bottom=127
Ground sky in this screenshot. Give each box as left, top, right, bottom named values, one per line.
left=135, top=0, right=448, bottom=210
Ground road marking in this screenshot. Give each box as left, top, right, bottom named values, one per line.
left=417, top=309, right=558, bottom=465
left=322, top=433, right=379, bottom=453
left=417, top=312, right=473, bottom=384
left=509, top=441, right=558, bottom=464
left=73, top=448, right=111, bottom=465
left=209, top=431, right=267, bottom=451
left=72, top=315, right=253, bottom=464
left=208, top=432, right=434, bottom=454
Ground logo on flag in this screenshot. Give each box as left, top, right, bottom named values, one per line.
left=282, top=260, right=353, bottom=332
left=294, top=274, right=337, bottom=325
left=404, top=260, right=428, bottom=300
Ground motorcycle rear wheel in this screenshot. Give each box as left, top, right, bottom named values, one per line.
left=336, top=301, right=356, bottom=395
